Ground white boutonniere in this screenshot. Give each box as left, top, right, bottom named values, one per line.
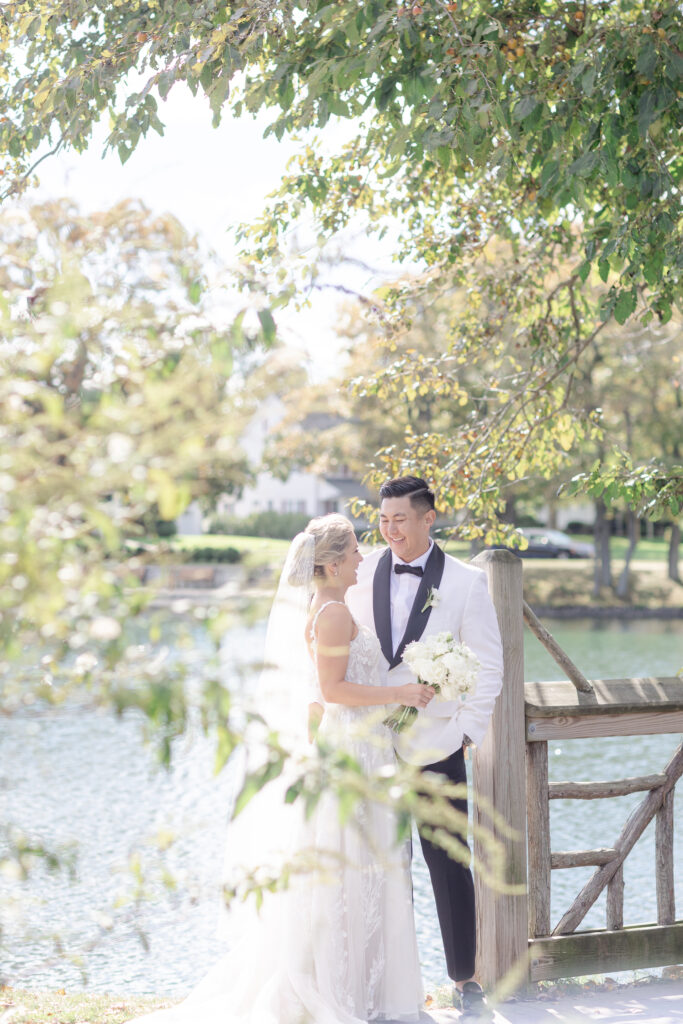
left=421, top=586, right=441, bottom=614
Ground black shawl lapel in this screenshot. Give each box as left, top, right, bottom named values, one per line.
left=392, top=543, right=446, bottom=668
left=372, top=548, right=394, bottom=666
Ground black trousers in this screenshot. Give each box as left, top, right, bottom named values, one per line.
left=417, top=746, right=476, bottom=983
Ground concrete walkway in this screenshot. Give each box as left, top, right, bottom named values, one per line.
left=405, top=980, right=683, bottom=1024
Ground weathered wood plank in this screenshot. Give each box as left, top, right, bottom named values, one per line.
left=551, top=849, right=617, bottom=869
left=656, top=789, right=675, bottom=926
left=527, top=710, right=683, bottom=741
left=529, top=922, right=683, bottom=982
left=472, top=550, right=529, bottom=991
left=606, top=864, right=624, bottom=931
left=552, top=743, right=683, bottom=935
left=522, top=603, right=594, bottom=694
left=548, top=775, right=667, bottom=799
left=526, top=741, right=550, bottom=938
left=525, top=677, right=683, bottom=716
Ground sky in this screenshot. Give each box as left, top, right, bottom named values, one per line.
left=29, top=84, right=399, bottom=379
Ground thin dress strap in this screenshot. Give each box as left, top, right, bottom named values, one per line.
left=310, top=600, right=348, bottom=640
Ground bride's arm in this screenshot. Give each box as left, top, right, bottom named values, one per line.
left=314, top=604, right=434, bottom=709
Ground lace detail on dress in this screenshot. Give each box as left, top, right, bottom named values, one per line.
left=125, top=609, right=423, bottom=1024
left=309, top=622, right=415, bottom=1020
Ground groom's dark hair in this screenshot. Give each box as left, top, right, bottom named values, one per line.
left=379, top=476, right=435, bottom=514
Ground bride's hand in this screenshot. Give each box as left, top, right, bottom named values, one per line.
left=396, top=684, right=435, bottom=708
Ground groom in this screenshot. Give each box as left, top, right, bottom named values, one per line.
left=346, top=476, right=504, bottom=1020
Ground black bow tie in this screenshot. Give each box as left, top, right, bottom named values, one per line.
left=394, top=564, right=424, bottom=577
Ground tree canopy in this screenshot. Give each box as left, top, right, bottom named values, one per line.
left=2, top=1, right=681, bottom=311
left=1, top=0, right=681, bottom=528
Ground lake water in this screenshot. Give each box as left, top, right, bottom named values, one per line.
left=1, top=617, right=681, bottom=996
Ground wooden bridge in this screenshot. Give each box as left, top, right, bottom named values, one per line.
left=470, top=549, right=683, bottom=990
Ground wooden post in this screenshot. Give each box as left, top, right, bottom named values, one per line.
left=656, top=789, right=675, bottom=925
left=526, top=741, right=551, bottom=937
left=472, top=549, right=529, bottom=991
left=606, top=864, right=624, bottom=930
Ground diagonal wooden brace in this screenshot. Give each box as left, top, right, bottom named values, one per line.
left=552, top=741, right=683, bottom=935
left=523, top=602, right=594, bottom=694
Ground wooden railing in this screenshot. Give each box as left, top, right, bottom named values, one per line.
left=469, top=549, right=683, bottom=990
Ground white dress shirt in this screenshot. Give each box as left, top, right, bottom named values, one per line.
left=390, top=540, right=433, bottom=654
left=347, top=544, right=504, bottom=765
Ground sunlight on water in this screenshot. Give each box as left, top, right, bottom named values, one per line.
left=0, top=618, right=680, bottom=995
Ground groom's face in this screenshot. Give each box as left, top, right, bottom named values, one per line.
left=379, top=496, right=435, bottom=564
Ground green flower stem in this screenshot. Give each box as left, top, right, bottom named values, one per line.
left=383, top=678, right=440, bottom=733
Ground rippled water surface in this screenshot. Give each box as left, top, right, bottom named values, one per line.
left=1, top=617, right=681, bottom=995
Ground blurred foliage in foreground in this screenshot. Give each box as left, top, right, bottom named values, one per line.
left=0, top=198, right=270, bottom=710
left=0, top=201, right=512, bottom=986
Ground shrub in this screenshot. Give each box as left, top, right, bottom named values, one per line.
left=183, top=545, right=242, bottom=563
left=207, top=510, right=311, bottom=540
left=154, top=518, right=178, bottom=537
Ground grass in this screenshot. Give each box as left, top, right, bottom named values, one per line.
left=171, top=533, right=290, bottom=570
left=608, top=536, right=670, bottom=562
left=142, top=534, right=680, bottom=610
left=520, top=558, right=681, bottom=610
left=6, top=968, right=681, bottom=1022
left=173, top=533, right=672, bottom=565
left=0, top=987, right=177, bottom=1023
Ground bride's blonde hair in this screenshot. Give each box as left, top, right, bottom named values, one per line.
left=287, top=514, right=355, bottom=587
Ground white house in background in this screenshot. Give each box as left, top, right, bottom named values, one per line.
left=216, top=394, right=372, bottom=521
left=175, top=501, right=204, bottom=534
left=537, top=500, right=594, bottom=531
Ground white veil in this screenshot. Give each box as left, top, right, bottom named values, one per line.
left=255, top=530, right=318, bottom=751
left=218, top=531, right=319, bottom=933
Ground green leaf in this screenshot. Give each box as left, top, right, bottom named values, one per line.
left=637, top=91, right=657, bottom=137
left=403, top=73, right=429, bottom=106
left=569, top=151, right=598, bottom=177
left=643, top=252, right=664, bottom=287
left=234, top=757, right=284, bottom=817
left=376, top=76, right=397, bottom=111
left=208, top=74, right=230, bottom=119
left=581, top=66, right=596, bottom=96
left=613, top=288, right=637, bottom=325
left=636, top=39, right=657, bottom=80
left=513, top=95, right=540, bottom=123
left=285, top=780, right=303, bottom=804
left=655, top=301, right=672, bottom=324
left=540, top=159, right=559, bottom=189
left=257, top=308, right=276, bottom=345
left=157, top=70, right=175, bottom=99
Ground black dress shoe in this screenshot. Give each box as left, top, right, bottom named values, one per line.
left=455, top=981, right=493, bottom=1020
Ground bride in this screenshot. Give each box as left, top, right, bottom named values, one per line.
left=127, top=514, right=435, bottom=1024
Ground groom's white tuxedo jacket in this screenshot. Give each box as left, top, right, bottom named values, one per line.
left=346, top=544, right=504, bottom=766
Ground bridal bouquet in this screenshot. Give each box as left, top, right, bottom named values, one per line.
left=383, top=632, right=481, bottom=734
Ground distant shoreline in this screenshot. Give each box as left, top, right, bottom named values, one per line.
left=527, top=604, right=683, bottom=620
left=136, top=555, right=682, bottom=620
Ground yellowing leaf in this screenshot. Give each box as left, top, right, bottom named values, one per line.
left=34, top=78, right=53, bottom=108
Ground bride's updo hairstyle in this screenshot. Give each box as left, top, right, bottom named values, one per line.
left=287, top=514, right=355, bottom=587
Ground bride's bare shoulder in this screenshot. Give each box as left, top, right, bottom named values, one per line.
left=310, top=601, right=353, bottom=636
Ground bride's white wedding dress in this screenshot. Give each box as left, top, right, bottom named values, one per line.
left=128, top=603, right=423, bottom=1024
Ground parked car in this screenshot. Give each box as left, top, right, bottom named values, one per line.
left=513, top=528, right=595, bottom=559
